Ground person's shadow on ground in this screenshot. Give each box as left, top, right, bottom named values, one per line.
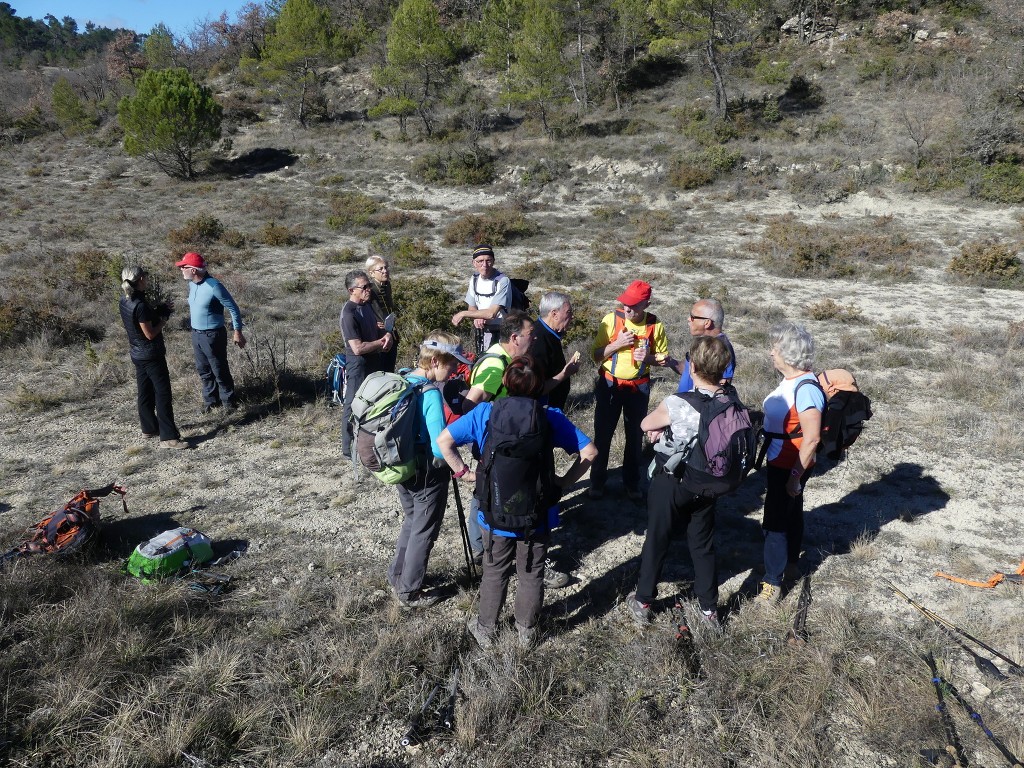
left=724, top=461, right=950, bottom=615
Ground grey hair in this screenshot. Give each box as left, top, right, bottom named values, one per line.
left=345, top=269, right=370, bottom=291
left=694, top=297, right=725, bottom=329
left=120, top=265, right=144, bottom=299
left=538, top=291, right=571, bottom=318
left=770, top=322, right=815, bottom=371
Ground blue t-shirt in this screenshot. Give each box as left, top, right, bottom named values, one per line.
left=187, top=276, right=243, bottom=331
left=677, top=333, right=736, bottom=393
left=446, top=402, right=591, bottom=537
left=405, top=374, right=446, bottom=460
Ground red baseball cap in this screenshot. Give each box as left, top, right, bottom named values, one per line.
left=617, top=280, right=652, bottom=306
left=175, top=252, right=206, bottom=269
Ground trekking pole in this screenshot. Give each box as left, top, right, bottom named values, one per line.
left=925, top=652, right=970, bottom=768
left=928, top=655, right=1024, bottom=768
left=786, top=576, right=812, bottom=647
left=883, top=580, right=1023, bottom=677
left=400, top=683, right=441, bottom=747
left=439, top=665, right=460, bottom=730
left=450, top=475, right=478, bottom=581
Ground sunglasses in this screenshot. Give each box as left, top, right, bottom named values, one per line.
left=689, top=314, right=710, bottom=321
left=351, top=284, right=371, bottom=292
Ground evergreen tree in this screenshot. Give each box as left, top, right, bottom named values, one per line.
left=649, top=0, right=757, bottom=117
left=478, top=0, right=525, bottom=107
left=142, top=23, right=177, bottom=70
left=506, top=0, right=569, bottom=136
left=260, top=0, right=354, bottom=126
left=118, top=67, right=222, bottom=179
left=51, top=77, right=94, bottom=135
left=371, top=0, right=457, bottom=138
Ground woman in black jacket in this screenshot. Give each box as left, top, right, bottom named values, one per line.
left=118, top=266, right=190, bottom=449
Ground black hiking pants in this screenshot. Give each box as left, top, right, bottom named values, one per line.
left=635, top=472, right=717, bottom=613
left=133, top=355, right=180, bottom=441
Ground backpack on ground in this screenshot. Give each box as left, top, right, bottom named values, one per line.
left=326, top=353, right=347, bottom=406
left=2, top=483, right=128, bottom=563
left=123, top=527, right=214, bottom=582
left=653, top=387, right=756, bottom=499
left=475, top=397, right=558, bottom=536
left=755, top=369, right=872, bottom=467
left=350, top=371, right=428, bottom=484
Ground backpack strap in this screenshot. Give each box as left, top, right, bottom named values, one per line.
left=470, top=352, right=508, bottom=398
left=754, top=378, right=825, bottom=468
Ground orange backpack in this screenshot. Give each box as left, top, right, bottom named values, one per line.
left=3, top=483, right=127, bottom=562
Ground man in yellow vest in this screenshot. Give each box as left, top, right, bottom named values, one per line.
left=589, top=280, right=670, bottom=501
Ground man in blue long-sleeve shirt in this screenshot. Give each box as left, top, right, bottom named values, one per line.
left=176, top=252, right=247, bottom=414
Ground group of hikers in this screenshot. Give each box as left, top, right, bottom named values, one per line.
left=334, top=244, right=830, bottom=649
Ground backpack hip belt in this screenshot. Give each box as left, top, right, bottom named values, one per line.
left=601, top=369, right=650, bottom=390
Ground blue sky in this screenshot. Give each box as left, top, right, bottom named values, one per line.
left=14, top=0, right=256, bottom=37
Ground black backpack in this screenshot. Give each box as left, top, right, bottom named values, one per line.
left=471, top=273, right=530, bottom=313
left=654, top=387, right=757, bottom=499
left=475, top=397, right=558, bottom=536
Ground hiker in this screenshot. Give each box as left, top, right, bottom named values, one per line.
left=668, top=298, right=736, bottom=392
left=757, top=322, right=824, bottom=607
left=366, top=255, right=399, bottom=373
left=176, top=252, right=246, bottom=415
left=625, top=335, right=734, bottom=627
left=438, top=356, right=598, bottom=649
left=118, top=265, right=190, bottom=450
left=340, top=269, right=394, bottom=458
left=529, top=291, right=582, bottom=412
left=589, top=280, right=671, bottom=501
left=451, top=244, right=511, bottom=353
left=387, top=331, right=472, bottom=609
left=459, top=311, right=535, bottom=562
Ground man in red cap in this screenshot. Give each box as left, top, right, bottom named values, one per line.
left=176, top=252, right=247, bottom=414
left=589, top=280, right=670, bottom=501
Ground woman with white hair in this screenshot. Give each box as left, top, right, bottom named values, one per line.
left=118, top=265, right=190, bottom=449
left=756, top=322, right=823, bottom=605
left=365, top=255, right=398, bottom=373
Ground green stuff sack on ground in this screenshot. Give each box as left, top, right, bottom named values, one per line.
left=124, top=527, right=214, bottom=582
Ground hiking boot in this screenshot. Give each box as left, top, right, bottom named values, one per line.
left=515, top=622, right=539, bottom=649
left=160, top=439, right=192, bottom=450
left=588, top=485, right=604, bottom=500
left=142, top=432, right=159, bottom=439
left=398, top=590, right=440, bottom=609
left=625, top=592, right=653, bottom=625
left=542, top=560, right=570, bottom=589
left=626, top=487, right=644, bottom=502
left=466, top=614, right=494, bottom=650
left=755, top=581, right=783, bottom=607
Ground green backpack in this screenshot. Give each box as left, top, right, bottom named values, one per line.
left=350, top=371, right=428, bottom=485
left=124, top=527, right=214, bottom=583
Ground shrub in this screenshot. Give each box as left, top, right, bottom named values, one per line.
left=168, top=214, right=224, bottom=246
left=327, top=192, right=380, bottom=230
left=443, top=206, right=538, bottom=246
left=257, top=221, right=300, bottom=246
left=518, top=253, right=585, bottom=284
left=807, top=298, right=863, bottom=322
left=117, top=68, right=222, bottom=180
left=392, top=276, right=464, bottom=356
left=413, top=147, right=495, bottom=185
left=632, top=210, right=675, bottom=246
left=221, top=229, right=247, bottom=248
left=367, top=209, right=432, bottom=230
left=668, top=147, right=741, bottom=190
left=754, top=58, right=791, bottom=85
left=947, top=239, right=1022, bottom=285
left=316, top=246, right=356, bottom=265
left=592, top=240, right=639, bottom=264
left=371, top=235, right=435, bottom=268
left=976, top=162, right=1024, bottom=204
left=873, top=11, right=917, bottom=41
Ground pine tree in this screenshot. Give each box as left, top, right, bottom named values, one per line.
left=371, top=0, right=457, bottom=138
left=505, top=0, right=568, bottom=136
left=51, top=76, right=94, bottom=135
left=117, top=68, right=222, bottom=179
left=142, top=23, right=176, bottom=70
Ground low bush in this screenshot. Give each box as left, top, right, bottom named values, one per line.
left=975, top=162, right=1024, bottom=204
left=668, top=147, right=741, bottom=190
left=367, top=209, right=432, bottom=231
left=592, top=239, right=640, bottom=264
left=443, top=205, right=539, bottom=246
left=807, top=298, right=864, bottom=322
left=413, top=147, right=495, bottom=186
left=632, top=210, right=675, bottom=246
left=947, top=239, right=1022, bottom=286
left=257, top=221, right=300, bottom=246
left=518, top=253, right=585, bottom=284
left=327, top=192, right=380, bottom=230
left=370, top=234, right=434, bottom=268
left=167, top=214, right=224, bottom=247
left=392, top=276, right=464, bottom=357
left=316, top=246, right=356, bottom=265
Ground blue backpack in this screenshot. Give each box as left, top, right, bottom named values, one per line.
left=326, top=354, right=346, bottom=406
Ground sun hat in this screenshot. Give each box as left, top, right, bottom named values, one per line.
left=617, top=280, right=652, bottom=306
left=422, top=339, right=472, bottom=365
left=175, top=252, right=206, bottom=269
